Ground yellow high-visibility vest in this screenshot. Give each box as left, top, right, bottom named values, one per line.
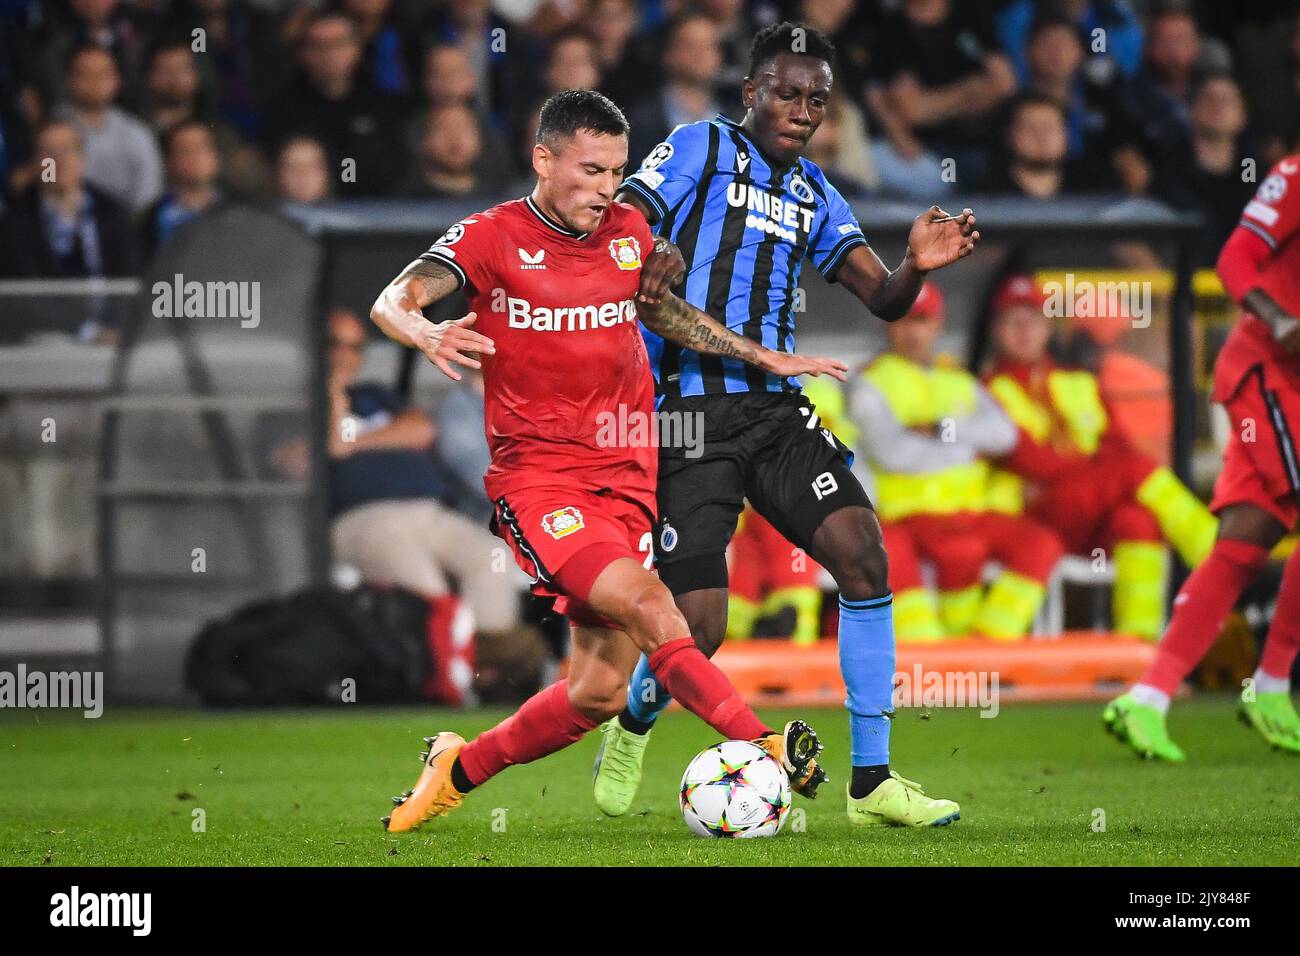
left=985, top=368, right=1109, bottom=514
left=862, top=353, right=989, bottom=521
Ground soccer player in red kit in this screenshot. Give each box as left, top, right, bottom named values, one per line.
left=369, top=91, right=850, bottom=830
left=1104, top=148, right=1300, bottom=759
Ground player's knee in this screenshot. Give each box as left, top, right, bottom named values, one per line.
left=622, top=582, right=689, bottom=652
left=826, top=535, right=890, bottom=601
left=566, top=674, right=625, bottom=724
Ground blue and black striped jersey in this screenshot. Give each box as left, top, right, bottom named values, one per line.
left=621, top=115, right=869, bottom=399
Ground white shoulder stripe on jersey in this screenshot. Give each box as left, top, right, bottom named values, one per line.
left=1244, top=199, right=1280, bottom=228
left=1238, top=218, right=1278, bottom=249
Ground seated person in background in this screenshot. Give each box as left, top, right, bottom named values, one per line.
left=272, top=308, right=529, bottom=646
left=274, top=135, right=331, bottom=205
left=399, top=103, right=489, bottom=198
left=864, top=0, right=1015, bottom=196
left=986, top=92, right=1091, bottom=198
left=850, top=282, right=1063, bottom=640
left=0, top=119, right=137, bottom=280
left=434, top=366, right=492, bottom=524
left=727, top=504, right=824, bottom=645
left=141, top=120, right=224, bottom=260
left=981, top=275, right=1216, bottom=640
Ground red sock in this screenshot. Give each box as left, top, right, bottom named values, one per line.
left=457, top=680, right=596, bottom=786
left=1139, top=539, right=1269, bottom=695
left=1261, top=547, right=1300, bottom=680
left=649, top=637, right=769, bottom=740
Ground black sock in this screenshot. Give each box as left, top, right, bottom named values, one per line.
left=617, top=709, right=655, bottom=736
left=450, top=756, right=476, bottom=794
left=849, top=764, right=890, bottom=799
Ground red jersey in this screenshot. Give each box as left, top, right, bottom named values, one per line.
left=1214, top=154, right=1300, bottom=400
left=418, top=196, right=657, bottom=508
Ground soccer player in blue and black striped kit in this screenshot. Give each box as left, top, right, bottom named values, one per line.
left=593, top=21, right=980, bottom=827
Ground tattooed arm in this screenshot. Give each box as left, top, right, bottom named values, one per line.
left=370, top=258, right=496, bottom=381
left=639, top=292, right=848, bottom=381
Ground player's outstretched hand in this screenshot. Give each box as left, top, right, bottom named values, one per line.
left=417, top=311, right=495, bottom=381
left=760, top=351, right=849, bottom=382
left=636, top=238, right=687, bottom=306
left=908, top=206, right=979, bottom=272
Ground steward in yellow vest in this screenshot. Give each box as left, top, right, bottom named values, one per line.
left=982, top=275, right=1216, bottom=639
left=849, top=282, right=1064, bottom=640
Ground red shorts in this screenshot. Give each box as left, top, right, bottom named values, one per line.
left=490, top=483, right=657, bottom=627
left=1211, top=362, right=1300, bottom=529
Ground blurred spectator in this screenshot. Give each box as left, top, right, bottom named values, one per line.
left=865, top=0, right=1016, bottom=195
left=849, top=282, right=1059, bottom=640
left=162, top=0, right=278, bottom=140
left=1129, top=5, right=1210, bottom=163
left=141, top=120, right=223, bottom=260
left=997, top=0, right=1146, bottom=83
left=414, top=42, right=515, bottom=188
left=435, top=367, right=492, bottom=524
left=589, top=0, right=642, bottom=109
left=140, top=37, right=267, bottom=196
left=804, top=92, right=879, bottom=196
left=417, top=0, right=540, bottom=134
left=1156, top=73, right=1256, bottom=265
left=400, top=103, right=488, bottom=199
left=271, top=308, right=527, bottom=641
left=1235, top=9, right=1300, bottom=167
left=0, top=118, right=137, bottom=278
left=981, top=275, right=1216, bottom=639
left=1024, top=13, right=1150, bottom=193
left=57, top=44, right=163, bottom=213
left=694, top=0, right=759, bottom=105
left=987, top=93, right=1089, bottom=198
left=31, top=0, right=149, bottom=109
left=274, top=134, right=330, bottom=205
left=340, top=0, right=410, bottom=97
left=264, top=10, right=403, bottom=195
left=626, top=13, right=722, bottom=169
left=543, top=29, right=602, bottom=96
left=421, top=41, right=482, bottom=111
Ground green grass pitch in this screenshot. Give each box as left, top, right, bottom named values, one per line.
left=2, top=697, right=1296, bottom=866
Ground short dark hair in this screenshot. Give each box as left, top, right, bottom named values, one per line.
left=748, top=21, right=835, bottom=77
left=535, top=89, right=629, bottom=150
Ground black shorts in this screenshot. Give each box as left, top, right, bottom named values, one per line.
left=653, top=391, right=873, bottom=594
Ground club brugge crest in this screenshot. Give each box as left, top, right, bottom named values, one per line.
left=609, top=236, right=642, bottom=271
left=542, top=506, right=584, bottom=539
left=789, top=174, right=815, bottom=204
left=660, top=521, right=678, bottom=552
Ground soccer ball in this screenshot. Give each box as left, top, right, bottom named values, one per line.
left=679, top=740, right=791, bottom=838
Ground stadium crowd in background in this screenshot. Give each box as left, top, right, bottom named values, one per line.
left=2, top=0, right=1300, bottom=277
left=1, top=0, right=1298, bottom=648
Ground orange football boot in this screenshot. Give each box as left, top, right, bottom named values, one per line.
left=382, top=731, right=467, bottom=832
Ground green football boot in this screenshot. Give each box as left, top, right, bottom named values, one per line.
left=846, top=772, right=960, bottom=828
left=1238, top=690, right=1300, bottom=754
left=592, top=718, right=650, bottom=816
left=1102, top=692, right=1186, bottom=762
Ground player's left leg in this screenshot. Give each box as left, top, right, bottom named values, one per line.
left=746, top=396, right=959, bottom=826
left=384, top=621, right=640, bottom=832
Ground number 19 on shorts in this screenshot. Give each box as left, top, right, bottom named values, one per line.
left=811, top=471, right=838, bottom=501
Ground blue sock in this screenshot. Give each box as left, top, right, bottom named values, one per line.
left=623, top=653, right=671, bottom=728
left=838, top=593, right=895, bottom=768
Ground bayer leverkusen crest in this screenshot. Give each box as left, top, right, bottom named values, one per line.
left=542, top=506, right=585, bottom=539
left=609, top=236, right=642, bottom=271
